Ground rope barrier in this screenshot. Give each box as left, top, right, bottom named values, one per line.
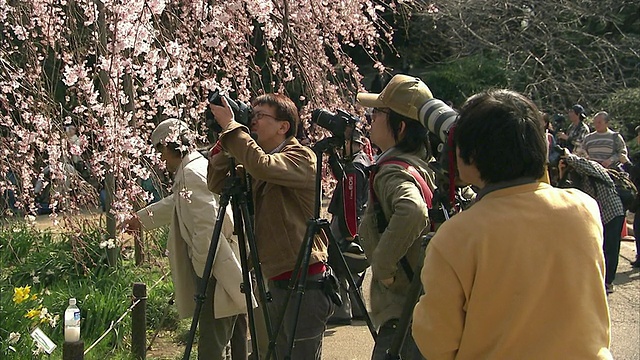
left=83, top=272, right=169, bottom=355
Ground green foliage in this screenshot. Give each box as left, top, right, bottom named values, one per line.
left=597, top=87, right=640, bottom=141
left=417, top=54, right=511, bottom=106
left=0, top=222, right=175, bottom=359
left=1, top=223, right=106, bottom=289
left=387, top=1, right=640, bottom=115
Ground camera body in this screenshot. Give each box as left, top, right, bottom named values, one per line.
left=312, top=109, right=360, bottom=141
left=552, top=114, right=567, bottom=134
left=205, top=89, right=252, bottom=133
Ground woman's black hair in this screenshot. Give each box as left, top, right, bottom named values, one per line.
left=387, top=111, right=431, bottom=158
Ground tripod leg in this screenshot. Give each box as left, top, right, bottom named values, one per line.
left=231, top=197, right=258, bottom=359
left=182, top=193, right=231, bottom=360
left=238, top=200, right=278, bottom=360
left=322, top=222, right=378, bottom=340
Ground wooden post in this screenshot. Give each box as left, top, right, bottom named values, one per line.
left=63, top=340, right=84, bottom=360
left=131, top=282, right=147, bottom=359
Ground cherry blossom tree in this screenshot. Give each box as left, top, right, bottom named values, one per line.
left=0, top=0, right=424, bottom=233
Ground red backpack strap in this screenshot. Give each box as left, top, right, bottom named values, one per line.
left=369, top=157, right=434, bottom=234
left=369, top=158, right=435, bottom=278
left=446, top=126, right=457, bottom=210
left=379, top=160, right=433, bottom=208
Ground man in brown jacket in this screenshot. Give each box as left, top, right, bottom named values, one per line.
left=207, top=93, right=333, bottom=360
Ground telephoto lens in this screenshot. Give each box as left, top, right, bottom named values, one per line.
left=419, top=98, right=457, bottom=144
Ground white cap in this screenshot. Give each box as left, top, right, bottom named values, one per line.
left=69, top=298, right=76, bottom=305
left=150, top=119, right=192, bottom=147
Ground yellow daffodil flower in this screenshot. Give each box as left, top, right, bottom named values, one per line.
left=13, top=286, right=31, bottom=304
left=25, top=308, right=41, bottom=319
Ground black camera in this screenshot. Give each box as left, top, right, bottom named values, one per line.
left=311, top=109, right=359, bottom=140
left=205, top=89, right=252, bottom=133
left=552, top=114, right=566, bottom=133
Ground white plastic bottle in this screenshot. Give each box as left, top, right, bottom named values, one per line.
left=64, top=298, right=81, bottom=342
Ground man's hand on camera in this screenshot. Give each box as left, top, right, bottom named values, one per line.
left=209, top=97, right=234, bottom=130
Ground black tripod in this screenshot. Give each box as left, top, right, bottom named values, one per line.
left=183, top=158, right=275, bottom=360
left=265, top=138, right=378, bottom=360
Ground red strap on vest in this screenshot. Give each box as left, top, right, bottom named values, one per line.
left=446, top=127, right=457, bottom=210
left=370, top=159, right=433, bottom=209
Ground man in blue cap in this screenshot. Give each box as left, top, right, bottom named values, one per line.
left=557, top=104, right=590, bottom=152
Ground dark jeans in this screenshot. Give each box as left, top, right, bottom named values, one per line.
left=371, top=319, right=424, bottom=360
left=603, top=215, right=625, bottom=284
left=231, top=314, right=248, bottom=360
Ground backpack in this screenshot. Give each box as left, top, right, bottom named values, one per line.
left=592, top=168, right=638, bottom=211
left=369, top=158, right=433, bottom=281
left=369, top=158, right=433, bottom=235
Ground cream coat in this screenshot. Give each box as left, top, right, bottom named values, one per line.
left=137, top=152, right=250, bottom=319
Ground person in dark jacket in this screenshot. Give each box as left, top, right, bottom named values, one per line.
left=558, top=149, right=626, bottom=292
left=627, top=125, right=640, bottom=267
left=327, top=128, right=372, bottom=324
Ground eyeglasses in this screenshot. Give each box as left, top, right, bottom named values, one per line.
left=251, top=112, right=281, bottom=121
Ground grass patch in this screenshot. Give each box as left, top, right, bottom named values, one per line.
left=0, top=220, right=179, bottom=359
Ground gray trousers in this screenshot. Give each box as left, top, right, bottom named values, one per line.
left=267, top=273, right=334, bottom=360
left=197, top=276, right=238, bottom=360
left=231, top=314, right=248, bottom=360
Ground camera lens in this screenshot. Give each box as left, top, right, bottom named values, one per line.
left=312, top=109, right=337, bottom=130
left=419, top=98, right=457, bottom=144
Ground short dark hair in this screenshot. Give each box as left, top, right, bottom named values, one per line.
left=252, top=93, right=299, bottom=138
left=454, top=89, right=546, bottom=184
left=594, top=111, right=609, bottom=122
left=387, top=110, right=431, bottom=156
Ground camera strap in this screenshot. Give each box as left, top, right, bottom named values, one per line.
left=341, top=165, right=359, bottom=238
